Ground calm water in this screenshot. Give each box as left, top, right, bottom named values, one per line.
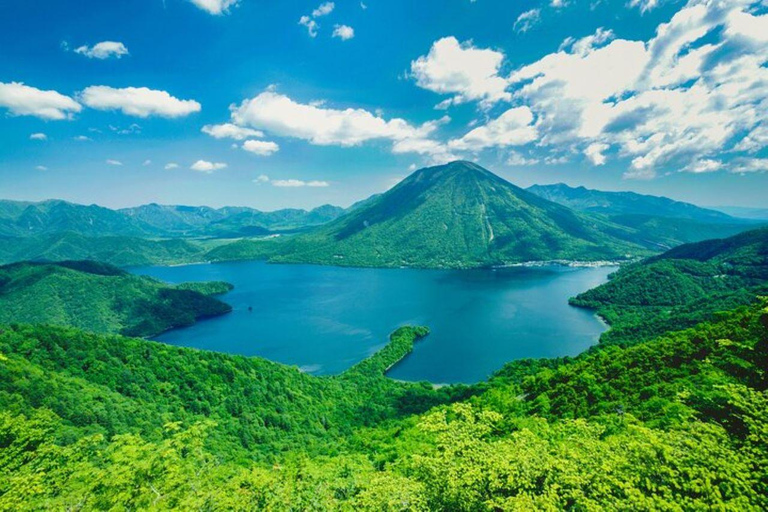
left=134, top=261, right=613, bottom=384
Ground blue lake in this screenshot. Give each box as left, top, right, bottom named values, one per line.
left=134, top=261, right=613, bottom=384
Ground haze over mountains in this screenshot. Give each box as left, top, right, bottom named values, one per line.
left=527, top=183, right=734, bottom=222
left=0, top=199, right=346, bottom=239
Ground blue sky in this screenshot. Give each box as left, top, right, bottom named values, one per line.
left=1, top=0, right=766, bottom=210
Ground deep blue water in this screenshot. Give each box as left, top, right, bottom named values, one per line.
left=134, top=261, right=613, bottom=384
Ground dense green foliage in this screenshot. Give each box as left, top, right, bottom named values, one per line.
left=2, top=227, right=768, bottom=509
left=0, top=232, right=212, bottom=267
left=1, top=299, right=765, bottom=509
left=0, top=199, right=345, bottom=240
left=173, top=280, right=234, bottom=296
left=119, top=203, right=346, bottom=237
left=0, top=261, right=232, bottom=337
left=211, top=161, right=654, bottom=268
left=0, top=323, right=457, bottom=461
left=571, top=227, right=768, bottom=345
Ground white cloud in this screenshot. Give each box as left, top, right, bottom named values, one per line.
left=188, top=0, right=238, bottom=15
left=683, top=158, right=722, bottom=173
left=332, top=25, right=355, bottom=40
left=411, top=37, right=511, bottom=107
left=272, top=179, right=330, bottom=187
left=202, top=123, right=264, bottom=140
left=313, top=2, right=335, bottom=17
left=35, top=165, right=48, bottom=171
left=106, top=159, right=123, bottom=166
left=299, top=16, right=319, bottom=37
left=74, top=135, right=92, bottom=141
left=80, top=86, right=201, bottom=118
left=190, top=160, right=227, bottom=172
left=230, top=90, right=445, bottom=155
left=110, top=123, right=142, bottom=135
left=507, top=151, right=539, bottom=166
left=29, top=133, right=47, bottom=141
left=729, top=158, right=768, bottom=174
left=143, top=159, right=152, bottom=166
left=561, top=28, right=615, bottom=57
left=242, top=139, right=280, bottom=156
left=165, top=163, right=180, bottom=170
left=449, top=106, right=537, bottom=151
left=629, top=0, right=660, bottom=14
left=252, top=173, right=330, bottom=188
left=486, top=0, right=768, bottom=176
left=74, top=41, right=129, bottom=59
left=584, top=142, right=609, bottom=165
left=514, top=9, right=540, bottom=34
left=0, top=82, right=81, bottom=120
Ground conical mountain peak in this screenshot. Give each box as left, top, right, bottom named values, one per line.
left=270, top=162, right=650, bottom=268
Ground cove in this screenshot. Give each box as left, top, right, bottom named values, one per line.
left=134, top=261, right=613, bottom=384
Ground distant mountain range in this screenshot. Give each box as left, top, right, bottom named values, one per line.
left=527, top=183, right=734, bottom=222
left=527, top=183, right=758, bottom=247
left=0, top=163, right=764, bottom=268
left=712, top=206, right=768, bottom=221
left=0, top=199, right=346, bottom=239
left=247, top=161, right=655, bottom=268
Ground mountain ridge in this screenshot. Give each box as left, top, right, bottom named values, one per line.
left=256, top=161, right=654, bottom=268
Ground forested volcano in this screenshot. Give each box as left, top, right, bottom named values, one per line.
left=264, top=161, right=652, bottom=268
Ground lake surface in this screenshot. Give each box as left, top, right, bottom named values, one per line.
left=134, top=261, right=613, bottom=384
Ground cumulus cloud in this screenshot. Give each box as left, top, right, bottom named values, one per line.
left=188, top=0, right=238, bottom=15
left=74, top=41, right=129, bottom=59
left=74, top=135, right=92, bottom=141
left=299, top=2, right=334, bottom=37
left=253, top=174, right=270, bottom=183
left=299, top=16, right=319, bottom=37
left=0, top=82, right=81, bottom=120
left=79, top=86, right=201, bottom=118
left=242, top=139, right=280, bottom=156
left=106, top=159, right=123, bottom=166
left=411, top=37, right=511, bottom=108
left=190, top=160, right=227, bottom=172
left=313, top=2, right=335, bottom=17
left=202, top=123, right=263, bottom=140
left=332, top=25, right=355, bottom=40
left=165, top=163, right=180, bottom=170
left=514, top=9, right=540, bottom=34
left=35, top=165, right=48, bottom=171
left=448, top=107, right=537, bottom=151
left=450, top=0, right=768, bottom=177
left=683, top=158, right=722, bottom=173
left=230, top=90, right=446, bottom=157
left=584, top=142, right=609, bottom=166
left=29, top=133, right=47, bottom=141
